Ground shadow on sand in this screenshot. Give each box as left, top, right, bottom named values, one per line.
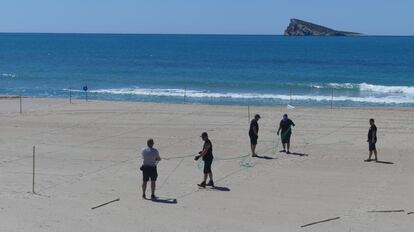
left=254, top=155, right=276, bottom=160
left=280, top=150, right=308, bottom=157
left=200, top=186, right=231, bottom=192
left=147, top=197, right=178, bottom=204
left=375, top=160, right=394, bottom=165
left=289, top=152, right=309, bottom=157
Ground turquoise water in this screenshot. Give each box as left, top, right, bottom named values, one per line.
left=1, top=33, right=414, bottom=106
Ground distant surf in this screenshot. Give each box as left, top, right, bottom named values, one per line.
left=69, top=82, right=414, bottom=105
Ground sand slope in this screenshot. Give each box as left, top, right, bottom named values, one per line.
left=1, top=98, right=413, bottom=231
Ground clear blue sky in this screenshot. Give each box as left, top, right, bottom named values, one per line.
left=0, top=0, right=413, bottom=35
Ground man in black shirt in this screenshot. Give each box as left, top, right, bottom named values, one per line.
left=277, top=114, right=295, bottom=154
left=365, top=118, right=378, bottom=162
left=195, top=132, right=214, bottom=188
left=249, top=114, right=261, bottom=157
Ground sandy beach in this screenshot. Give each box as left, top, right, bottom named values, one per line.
left=1, top=97, right=414, bottom=231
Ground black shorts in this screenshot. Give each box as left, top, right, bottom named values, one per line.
left=142, top=166, right=158, bottom=182
left=281, top=132, right=291, bottom=144
left=249, top=134, right=258, bottom=145
left=369, top=142, right=376, bottom=151
left=203, top=158, right=213, bottom=174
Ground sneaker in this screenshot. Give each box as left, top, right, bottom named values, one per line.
left=151, top=194, right=157, bottom=200
left=206, top=180, right=215, bottom=187
left=252, top=154, right=258, bottom=157
left=286, top=151, right=291, bottom=154
left=198, top=181, right=206, bottom=188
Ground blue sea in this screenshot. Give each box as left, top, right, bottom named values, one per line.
left=1, top=33, right=414, bottom=107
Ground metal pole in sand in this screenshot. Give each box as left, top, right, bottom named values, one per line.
left=19, top=95, right=22, bottom=114
left=69, top=88, right=72, bottom=104
left=32, top=146, right=35, bottom=193
left=184, top=87, right=187, bottom=104
left=289, top=88, right=292, bottom=105
left=247, top=105, right=250, bottom=123
left=331, top=88, right=334, bottom=109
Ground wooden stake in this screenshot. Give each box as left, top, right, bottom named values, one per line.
left=301, top=217, right=340, bottom=228
left=368, top=210, right=405, bottom=213
left=91, top=198, right=120, bottom=210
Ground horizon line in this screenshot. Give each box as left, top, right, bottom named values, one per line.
left=1, top=31, right=414, bottom=37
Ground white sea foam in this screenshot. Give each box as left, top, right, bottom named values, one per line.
left=306, top=82, right=414, bottom=94
left=358, top=83, right=414, bottom=94
left=1, top=73, right=17, bottom=78
left=78, top=87, right=414, bottom=104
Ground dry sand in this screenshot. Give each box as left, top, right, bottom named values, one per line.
left=1, top=97, right=413, bottom=231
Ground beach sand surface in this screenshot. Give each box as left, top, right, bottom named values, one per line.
left=1, top=98, right=413, bottom=231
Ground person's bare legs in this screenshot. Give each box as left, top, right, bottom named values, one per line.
left=142, top=181, right=147, bottom=198
left=151, top=181, right=156, bottom=196
left=208, top=172, right=213, bottom=182
left=251, top=144, right=257, bottom=156
left=373, top=149, right=378, bottom=161
left=203, top=173, right=208, bottom=182
left=287, top=142, right=290, bottom=153
left=366, top=150, right=373, bottom=161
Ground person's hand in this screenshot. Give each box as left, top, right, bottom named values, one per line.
left=194, top=155, right=201, bottom=161
left=277, top=132, right=279, bottom=136
left=198, top=151, right=202, bottom=154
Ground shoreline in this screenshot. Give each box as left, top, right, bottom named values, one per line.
left=2, top=95, right=414, bottom=112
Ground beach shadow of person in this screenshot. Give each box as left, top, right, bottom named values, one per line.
left=375, top=160, right=394, bottom=165
left=149, top=197, right=178, bottom=204
left=255, top=155, right=276, bottom=160
left=210, top=186, right=231, bottom=191
left=284, top=152, right=308, bottom=157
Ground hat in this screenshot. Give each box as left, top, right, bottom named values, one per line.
left=201, top=132, right=208, bottom=137
left=255, top=114, right=261, bottom=119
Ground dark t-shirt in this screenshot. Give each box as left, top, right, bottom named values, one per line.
left=368, top=125, right=377, bottom=142
left=249, top=119, right=259, bottom=137
left=280, top=119, right=295, bottom=134
left=203, top=139, right=213, bottom=161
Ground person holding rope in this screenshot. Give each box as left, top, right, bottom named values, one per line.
left=140, top=138, right=161, bottom=199
left=277, top=114, right=295, bottom=154
left=365, top=118, right=378, bottom=162
left=195, top=132, right=214, bottom=188
left=249, top=114, right=261, bottom=157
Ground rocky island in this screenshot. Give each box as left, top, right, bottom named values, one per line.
left=284, top=18, right=362, bottom=36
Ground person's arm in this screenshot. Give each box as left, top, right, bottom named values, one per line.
left=291, top=120, right=295, bottom=127
left=372, top=128, right=377, bottom=143
left=199, top=142, right=211, bottom=157
left=253, top=126, right=258, bottom=136
left=155, top=151, right=161, bottom=161
left=277, top=122, right=282, bottom=135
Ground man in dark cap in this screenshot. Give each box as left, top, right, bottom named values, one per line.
left=365, top=118, right=378, bottom=162
left=277, top=114, right=295, bottom=154
left=249, top=114, right=261, bottom=157
left=195, top=132, right=214, bottom=188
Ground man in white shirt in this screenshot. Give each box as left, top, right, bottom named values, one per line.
left=140, top=138, right=161, bottom=199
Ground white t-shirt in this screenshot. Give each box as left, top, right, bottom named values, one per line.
left=141, top=147, right=160, bottom=167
